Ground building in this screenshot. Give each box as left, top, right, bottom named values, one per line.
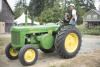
left=83, top=9, right=100, bottom=28
left=0, top=0, right=14, bottom=33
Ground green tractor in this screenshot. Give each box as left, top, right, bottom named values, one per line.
left=5, top=22, right=82, bottom=66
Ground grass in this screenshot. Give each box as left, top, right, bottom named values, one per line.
left=76, top=25, right=100, bottom=35
left=0, top=38, right=10, bottom=46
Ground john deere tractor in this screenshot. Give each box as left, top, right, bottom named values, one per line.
left=5, top=22, right=82, bottom=66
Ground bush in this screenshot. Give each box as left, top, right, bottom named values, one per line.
left=77, top=25, right=100, bottom=35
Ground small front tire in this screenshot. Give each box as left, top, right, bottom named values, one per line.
left=5, top=43, right=18, bottom=60
left=18, top=45, right=38, bottom=66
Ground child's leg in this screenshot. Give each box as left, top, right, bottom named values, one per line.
left=69, top=20, right=76, bottom=26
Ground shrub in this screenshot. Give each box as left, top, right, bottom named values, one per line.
left=77, top=25, right=100, bottom=35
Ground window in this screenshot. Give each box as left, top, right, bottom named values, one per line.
left=87, top=15, right=91, bottom=19
left=93, top=15, right=97, bottom=19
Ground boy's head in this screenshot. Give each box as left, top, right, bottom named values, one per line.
left=65, top=13, right=69, bottom=17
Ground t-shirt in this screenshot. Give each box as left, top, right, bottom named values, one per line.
left=63, top=18, right=69, bottom=23
left=72, top=9, right=77, bottom=21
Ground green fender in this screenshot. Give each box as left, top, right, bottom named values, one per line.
left=40, top=34, right=54, bottom=49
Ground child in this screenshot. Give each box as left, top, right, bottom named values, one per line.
left=64, top=13, right=69, bottom=23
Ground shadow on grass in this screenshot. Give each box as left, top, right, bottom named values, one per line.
left=0, top=38, right=11, bottom=46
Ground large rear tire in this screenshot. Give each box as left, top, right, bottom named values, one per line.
left=5, top=43, right=18, bottom=60
left=55, top=26, right=82, bottom=58
left=18, top=45, right=38, bottom=66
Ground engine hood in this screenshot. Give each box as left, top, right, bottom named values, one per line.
left=11, top=25, right=60, bottom=33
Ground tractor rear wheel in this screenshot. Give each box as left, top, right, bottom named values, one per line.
left=18, top=45, right=38, bottom=66
left=55, top=26, right=82, bottom=58
left=5, top=43, right=18, bottom=60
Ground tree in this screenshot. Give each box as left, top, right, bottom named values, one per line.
left=28, top=0, right=57, bottom=24
left=40, top=3, right=65, bottom=23
left=28, top=0, right=55, bottom=17
left=70, top=0, right=96, bottom=11
left=31, top=0, right=65, bottom=24
left=14, top=0, right=27, bottom=19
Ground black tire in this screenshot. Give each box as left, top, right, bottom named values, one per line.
left=18, top=45, right=38, bottom=66
left=40, top=46, right=55, bottom=53
left=55, top=25, right=82, bottom=59
left=5, top=43, right=18, bottom=60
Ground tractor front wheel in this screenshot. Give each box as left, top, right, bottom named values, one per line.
left=18, top=45, right=38, bottom=66
left=5, top=43, right=18, bottom=60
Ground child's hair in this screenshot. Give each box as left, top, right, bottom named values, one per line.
left=65, top=13, right=69, bottom=16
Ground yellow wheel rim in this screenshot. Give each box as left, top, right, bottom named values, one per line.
left=9, top=48, right=18, bottom=56
left=65, top=33, right=79, bottom=53
left=24, top=49, right=35, bottom=62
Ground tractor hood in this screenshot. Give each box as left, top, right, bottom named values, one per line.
left=11, top=25, right=60, bottom=33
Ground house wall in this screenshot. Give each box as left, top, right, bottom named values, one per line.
left=83, top=10, right=100, bottom=28
left=5, top=23, right=13, bottom=32
left=88, top=22, right=100, bottom=28
left=83, top=11, right=100, bottom=21
left=0, top=0, right=14, bottom=32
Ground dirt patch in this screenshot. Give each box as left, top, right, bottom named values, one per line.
left=0, top=50, right=100, bottom=67
left=83, top=35, right=100, bottom=38
left=56, top=50, right=100, bottom=67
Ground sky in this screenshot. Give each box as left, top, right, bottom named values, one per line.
left=95, top=0, right=100, bottom=10
left=7, top=0, right=31, bottom=10
left=7, top=0, right=100, bottom=10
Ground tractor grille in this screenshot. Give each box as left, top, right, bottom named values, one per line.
left=11, top=31, right=20, bottom=45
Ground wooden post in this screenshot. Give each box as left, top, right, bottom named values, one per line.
left=0, top=22, right=5, bottom=33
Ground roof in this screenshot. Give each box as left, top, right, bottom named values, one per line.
left=94, top=10, right=100, bottom=15
left=83, top=9, right=100, bottom=17
left=4, top=0, right=14, bottom=15
left=14, top=13, right=40, bottom=25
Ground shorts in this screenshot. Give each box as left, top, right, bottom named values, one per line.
left=69, top=20, right=76, bottom=26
